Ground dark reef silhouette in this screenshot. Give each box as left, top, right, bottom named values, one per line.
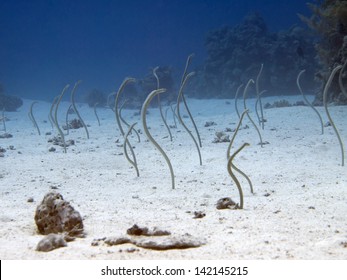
left=188, top=12, right=318, bottom=99
left=0, top=84, right=23, bottom=111
left=299, top=0, right=347, bottom=105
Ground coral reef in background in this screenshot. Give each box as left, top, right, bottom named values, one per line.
left=299, top=0, right=347, bottom=105
left=138, top=66, right=175, bottom=106
left=189, top=13, right=318, bottom=99
left=117, top=81, right=140, bottom=109
left=85, top=88, right=107, bottom=107
left=0, top=83, right=23, bottom=111
left=0, top=94, right=23, bottom=111
left=107, top=69, right=174, bottom=110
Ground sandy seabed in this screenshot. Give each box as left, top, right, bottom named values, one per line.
left=0, top=95, right=346, bottom=260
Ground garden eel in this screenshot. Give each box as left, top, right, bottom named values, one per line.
left=119, top=99, right=140, bottom=142
left=28, top=101, right=40, bottom=135
left=71, top=80, right=89, bottom=139
left=1, top=108, right=6, bottom=132
left=153, top=66, right=172, bottom=141
left=339, top=59, right=347, bottom=98
left=226, top=109, right=254, bottom=193
left=297, top=69, right=324, bottom=134
left=48, top=95, right=59, bottom=129
left=255, top=90, right=266, bottom=129
left=177, top=71, right=202, bottom=166
left=141, top=88, right=175, bottom=189
left=323, top=65, right=345, bottom=166
left=179, top=53, right=202, bottom=148
left=227, top=109, right=248, bottom=159
left=170, top=102, right=178, bottom=128
left=164, top=107, right=170, bottom=126
left=114, top=78, right=136, bottom=135
left=65, top=104, right=73, bottom=135
left=114, top=78, right=139, bottom=175
left=123, top=122, right=139, bottom=177
left=255, top=63, right=265, bottom=129
left=93, top=102, right=100, bottom=126
left=243, top=79, right=264, bottom=147
left=164, top=106, right=176, bottom=129
left=227, top=142, right=250, bottom=209
left=180, top=53, right=194, bottom=85
left=234, top=84, right=244, bottom=119
left=54, top=84, right=70, bottom=153
left=120, top=108, right=140, bottom=175
left=107, top=92, right=116, bottom=111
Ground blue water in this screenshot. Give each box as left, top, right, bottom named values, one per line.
left=0, top=0, right=309, bottom=101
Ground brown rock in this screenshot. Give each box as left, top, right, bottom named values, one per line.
left=34, top=192, right=84, bottom=237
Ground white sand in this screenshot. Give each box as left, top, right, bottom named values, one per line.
left=0, top=95, right=346, bottom=260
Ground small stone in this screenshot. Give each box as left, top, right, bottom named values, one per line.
left=212, top=131, right=230, bottom=143
left=216, top=197, right=239, bottom=210
left=204, top=121, right=217, bottom=127
left=0, top=133, right=13, bottom=139
left=27, top=197, right=34, bottom=203
left=36, top=233, right=67, bottom=252
left=104, top=236, right=131, bottom=246
left=193, top=211, right=206, bottom=219
left=126, top=248, right=138, bottom=253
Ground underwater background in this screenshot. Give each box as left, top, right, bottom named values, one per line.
left=0, top=0, right=311, bottom=102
